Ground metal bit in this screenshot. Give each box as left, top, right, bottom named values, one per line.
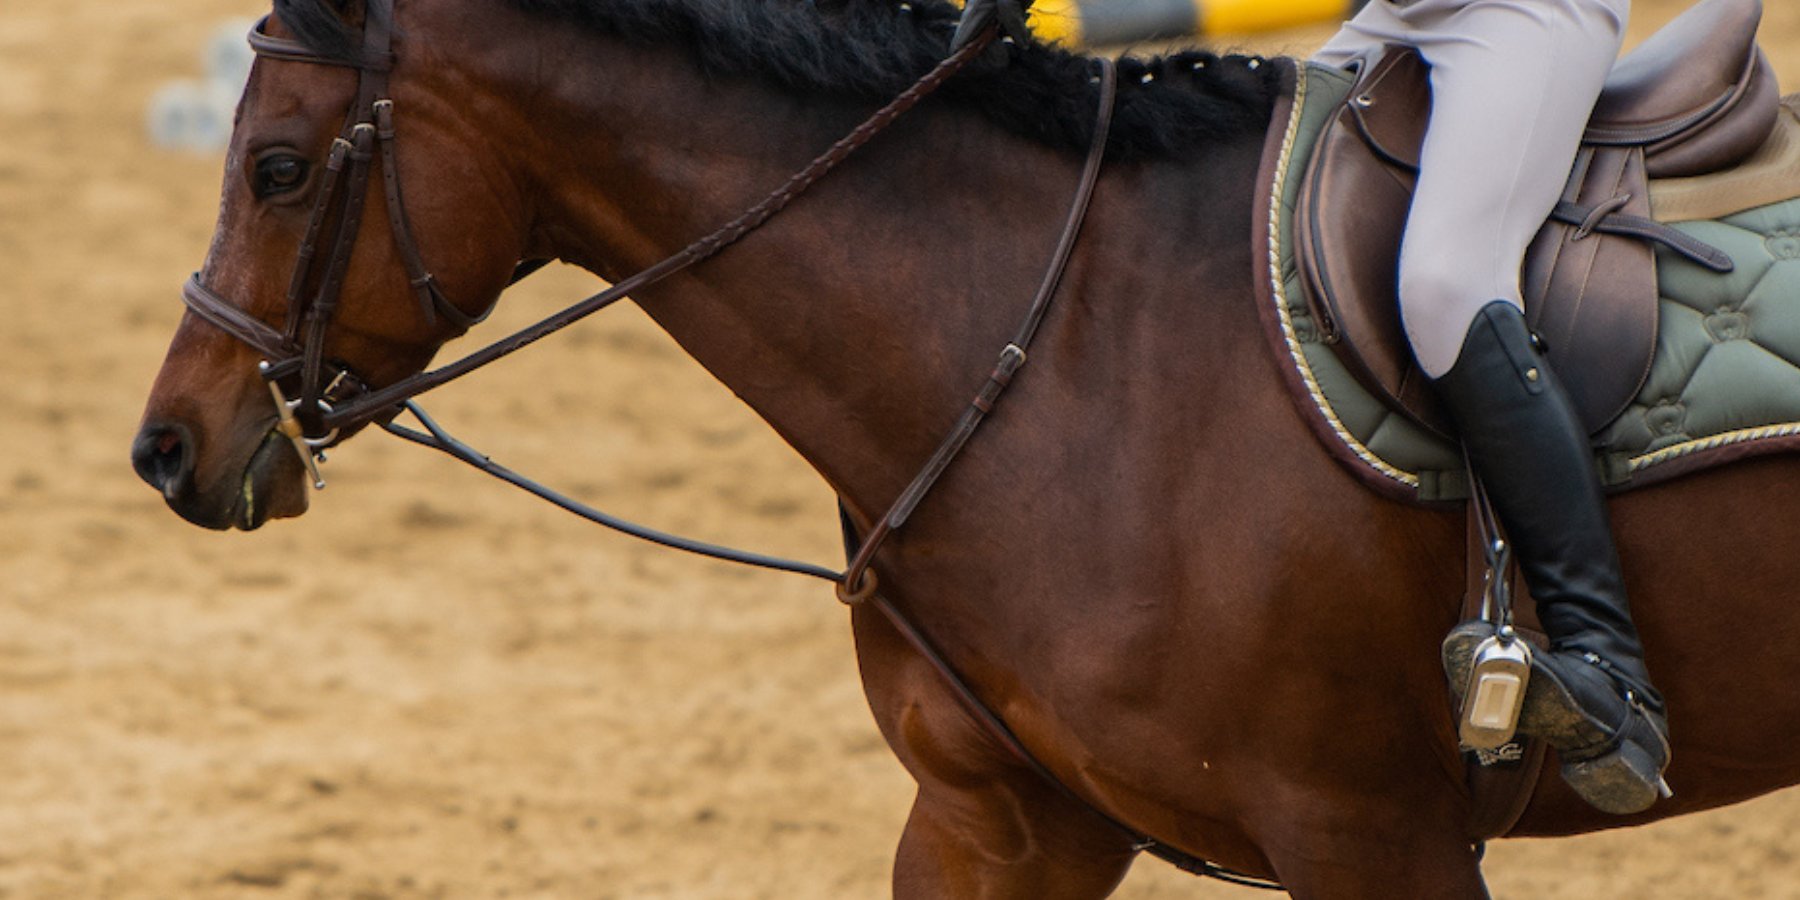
left=260, top=361, right=326, bottom=489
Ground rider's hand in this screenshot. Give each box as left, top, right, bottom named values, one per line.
left=950, top=0, right=1033, bottom=53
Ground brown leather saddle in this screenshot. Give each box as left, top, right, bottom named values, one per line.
left=1297, top=0, right=1779, bottom=438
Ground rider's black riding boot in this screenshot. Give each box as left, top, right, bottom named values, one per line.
left=1436, top=301, right=1672, bottom=815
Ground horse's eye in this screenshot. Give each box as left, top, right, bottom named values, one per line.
left=254, top=155, right=309, bottom=197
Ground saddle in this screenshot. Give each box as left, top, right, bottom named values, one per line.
left=1297, top=0, right=1778, bottom=437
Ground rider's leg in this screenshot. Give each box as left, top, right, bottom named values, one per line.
left=1393, top=0, right=1630, bottom=378
left=1435, top=302, right=1670, bottom=816
left=1319, top=0, right=1671, bottom=814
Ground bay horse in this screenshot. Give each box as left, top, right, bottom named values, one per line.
left=131, top=0, right=1800, bottom=895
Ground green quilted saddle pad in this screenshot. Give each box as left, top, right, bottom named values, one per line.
left=1265, top=63, right=1800, bottom=503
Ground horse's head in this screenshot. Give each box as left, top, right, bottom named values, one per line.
left=133, top=0, right=527, bottom=529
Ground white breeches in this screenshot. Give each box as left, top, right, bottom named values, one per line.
left=1313, top=0, right=1630, bottom=377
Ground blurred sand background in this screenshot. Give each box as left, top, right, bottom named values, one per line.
left=3, top=0, right=1799, bottom=896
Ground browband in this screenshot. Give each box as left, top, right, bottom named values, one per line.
left=247, top=15, right=394, bottom=71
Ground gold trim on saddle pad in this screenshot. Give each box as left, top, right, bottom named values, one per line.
left=1264, top=65, right=1423, bottom=492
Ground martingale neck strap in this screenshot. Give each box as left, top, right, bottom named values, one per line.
left=836, top=57, right=1116, bottom=602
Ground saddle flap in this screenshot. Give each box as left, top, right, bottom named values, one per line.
left=1295, top=48, right=1658, bottom=439
left=1296, top=49, right=1452, bottom=436
left=1522, top=146, right=1659, bottom=428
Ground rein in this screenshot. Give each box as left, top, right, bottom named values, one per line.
left=178, top=7, right=1280, bottom=889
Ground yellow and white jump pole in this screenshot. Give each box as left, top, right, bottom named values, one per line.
left=1024, top=0, right=1369, bottom=46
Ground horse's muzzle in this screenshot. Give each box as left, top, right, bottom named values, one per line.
left=131, top=418, right=309, bottom=530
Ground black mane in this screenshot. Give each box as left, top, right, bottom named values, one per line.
left=273, top=0, right=1284, bottom=160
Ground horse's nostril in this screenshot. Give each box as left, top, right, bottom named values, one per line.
left=132, top=423, right=195, bottom=499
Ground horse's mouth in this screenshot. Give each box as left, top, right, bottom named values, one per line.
left=228, top=431, right=311, bottom=530
left=142, top=422, right=314, bottom=532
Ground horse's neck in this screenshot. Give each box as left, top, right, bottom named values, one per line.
left=471, top=17, right=1271, bottom=520
left=493, top=37, right=1127, bottom=504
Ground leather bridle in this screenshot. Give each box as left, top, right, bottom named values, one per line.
left=180, top=0, right=985, bottom=489
left=182, top=0, right=467, bottom=486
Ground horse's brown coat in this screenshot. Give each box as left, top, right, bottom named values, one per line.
left=134, top=1, right=1800, bottom=896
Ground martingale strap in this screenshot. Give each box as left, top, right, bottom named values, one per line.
left=839, top=56, right=1116, bottom=602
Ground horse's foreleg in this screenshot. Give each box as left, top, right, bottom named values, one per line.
left=881, top=673, right=1140, bottom=898
left=853, top=606, right=1138, bottom=898
left=893, top=777, right=1137, bottom=899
